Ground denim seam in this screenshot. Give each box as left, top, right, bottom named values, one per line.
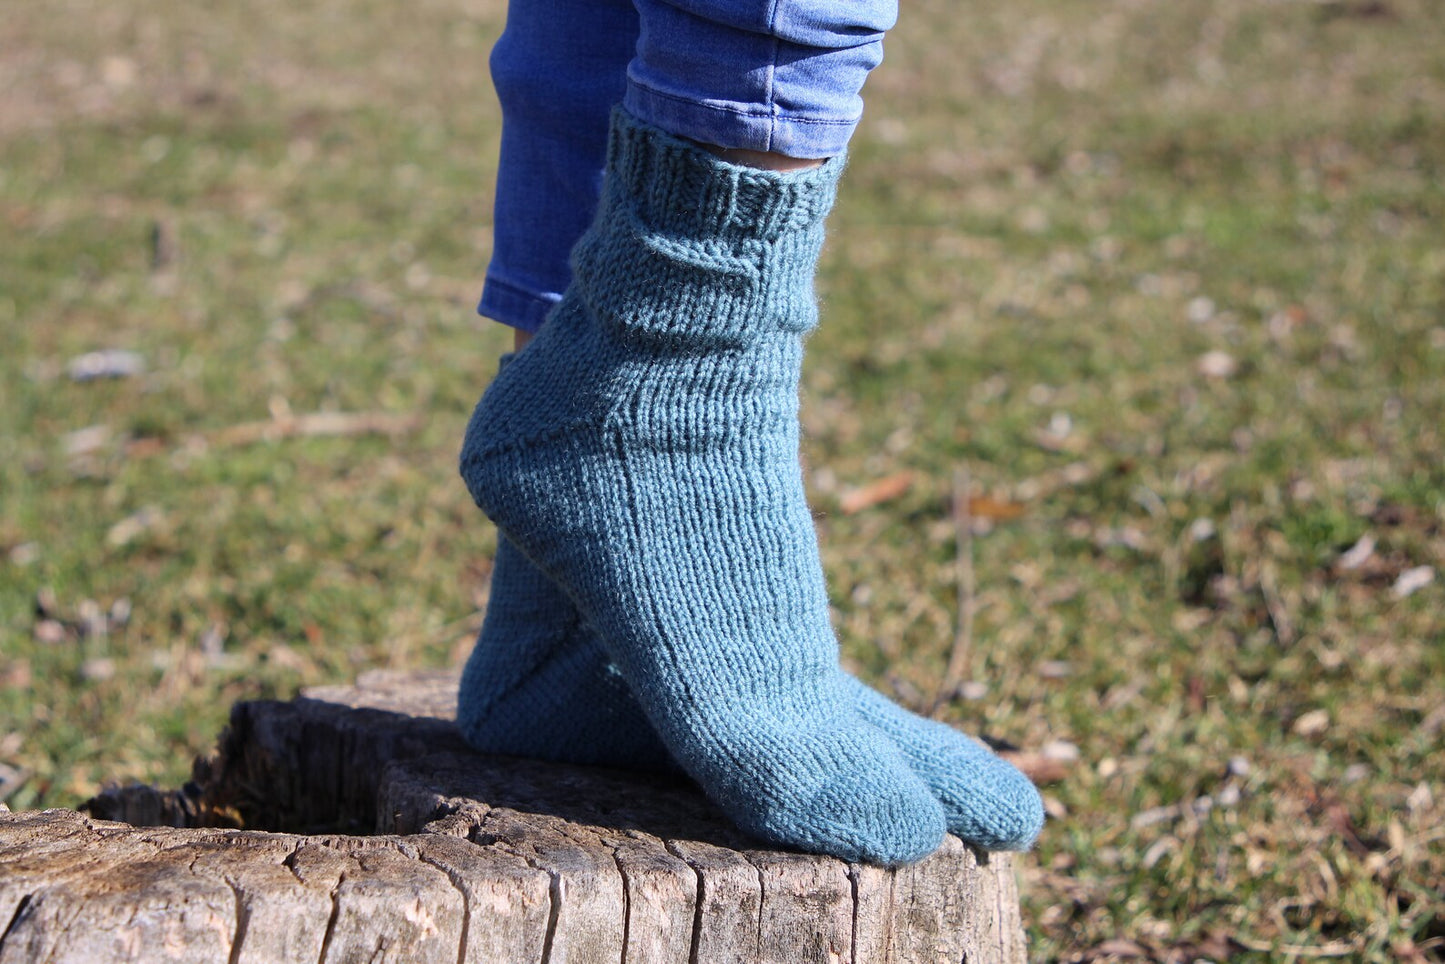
left=764, top=0, right=782, bottom=151
left=626, top=79, right=858, bottom=127
left=764, top=43, right=778, bottom=150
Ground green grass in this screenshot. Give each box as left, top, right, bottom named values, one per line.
left=3, top=0, right=1443, bottom=958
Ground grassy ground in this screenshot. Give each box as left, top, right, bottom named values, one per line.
left=2, top=0, right=1442, bottom=958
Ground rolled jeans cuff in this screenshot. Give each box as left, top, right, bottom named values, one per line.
left=622, top=84, right=861, bottom=160
left=622, top=0, right=895, bottom=158
left=478, top=276, right=560, bottom=335
left=479, top=0, right=896, bottom=331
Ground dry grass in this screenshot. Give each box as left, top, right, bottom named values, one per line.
left=2, top=0, right=1443, bottom=959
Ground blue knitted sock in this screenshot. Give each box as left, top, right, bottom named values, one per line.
left=460, top=539, right=1042, bottom=849
left=457, top=533, right=677, bottom=770
left=460, top=111, right=945, bottom=864
left=458, top=358, right=676, bottom=771
left=841, top=677, right=1044, bottom=850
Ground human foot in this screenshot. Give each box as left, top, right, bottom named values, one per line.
left=458, top=358, right=675, bottom=770
left=457, top=533, right=676, bottom=770
left=459, top=536, right=1043, bottom=850
left=459, top=112, right=943, bottom=864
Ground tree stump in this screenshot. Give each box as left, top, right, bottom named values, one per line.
left=1, top=670, right=1028, bottom=963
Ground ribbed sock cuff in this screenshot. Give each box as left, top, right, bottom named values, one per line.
left=570, top=110, right=844, bottom=347
left=606, top=108, right=845, bottom=245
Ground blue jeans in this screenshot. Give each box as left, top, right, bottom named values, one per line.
left=479, top=0, right=897, bottom=332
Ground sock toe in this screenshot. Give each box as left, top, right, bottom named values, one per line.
left=848, top=676, right=1046, bottom=851
left=798, top=762, right=947, bottom=865
left=932, top=752, right=1045, bottom=851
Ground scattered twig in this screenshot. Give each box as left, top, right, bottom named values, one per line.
left=120, top=410, right=425, bottom=458
left=1259, top=561, right=1295, bottom=645
left=187, top=411, right=421, bottom=449
left=1230, top=936, right=1356, bottom=958
left=150, top=218, right=178, bottom=273
left=933, top=464, right=975, bottom=717
left=67, top=350, right=145, bottom=381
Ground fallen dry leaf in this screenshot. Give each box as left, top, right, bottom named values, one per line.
left=67, top=350, right=144, bottom=381
left=1335, top=533, right=1377, bottom=571
left=838, top=471, right=915, bottom=514
left=999, top=750, right=1073, bottom=785
left=1080, top=937, right=1151, bottom=960
left=1196, top=349, right=1238, bottom=379
left=967, top=494, right=1027, bottom=521
left=1293, top=708, right=1330, bottom=737
left=1392, top=565, right=1434, bottom=599
left=122, top=437, right=168, bottom=459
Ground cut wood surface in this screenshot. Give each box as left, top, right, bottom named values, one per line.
left=2, top=670, right=1028, bottom=963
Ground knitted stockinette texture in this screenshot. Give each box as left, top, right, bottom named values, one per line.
left=460, top=111, right=945, bottom=864
left=462, top=550, right=1043, bottom=848
left=462, top=364, right=1041, bottom=848
left=457, top=532, right=678, bottom=770
left=458, top=358, right=675, bottom=770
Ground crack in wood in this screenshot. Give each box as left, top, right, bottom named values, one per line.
left=609, top=847, right=632, bottom=964
left=538, top=868, right=563, bottom=964
left=662, top=841, right=706, bottom=964
left=474, top=809, right=561, bottom=964
left=411, top=850, right=473, bottom=964
left=223, top=877, right=249, bottom=964
left=749, top=858, right=767, bottom=961
left=0, top=894, right=32, bottom=950
left=315, top=868, right=346, bottom=964
left=846, top=864, right=860, bottom=964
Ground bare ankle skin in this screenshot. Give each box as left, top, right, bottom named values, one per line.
left=694, top=143, right=826, bottom=172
